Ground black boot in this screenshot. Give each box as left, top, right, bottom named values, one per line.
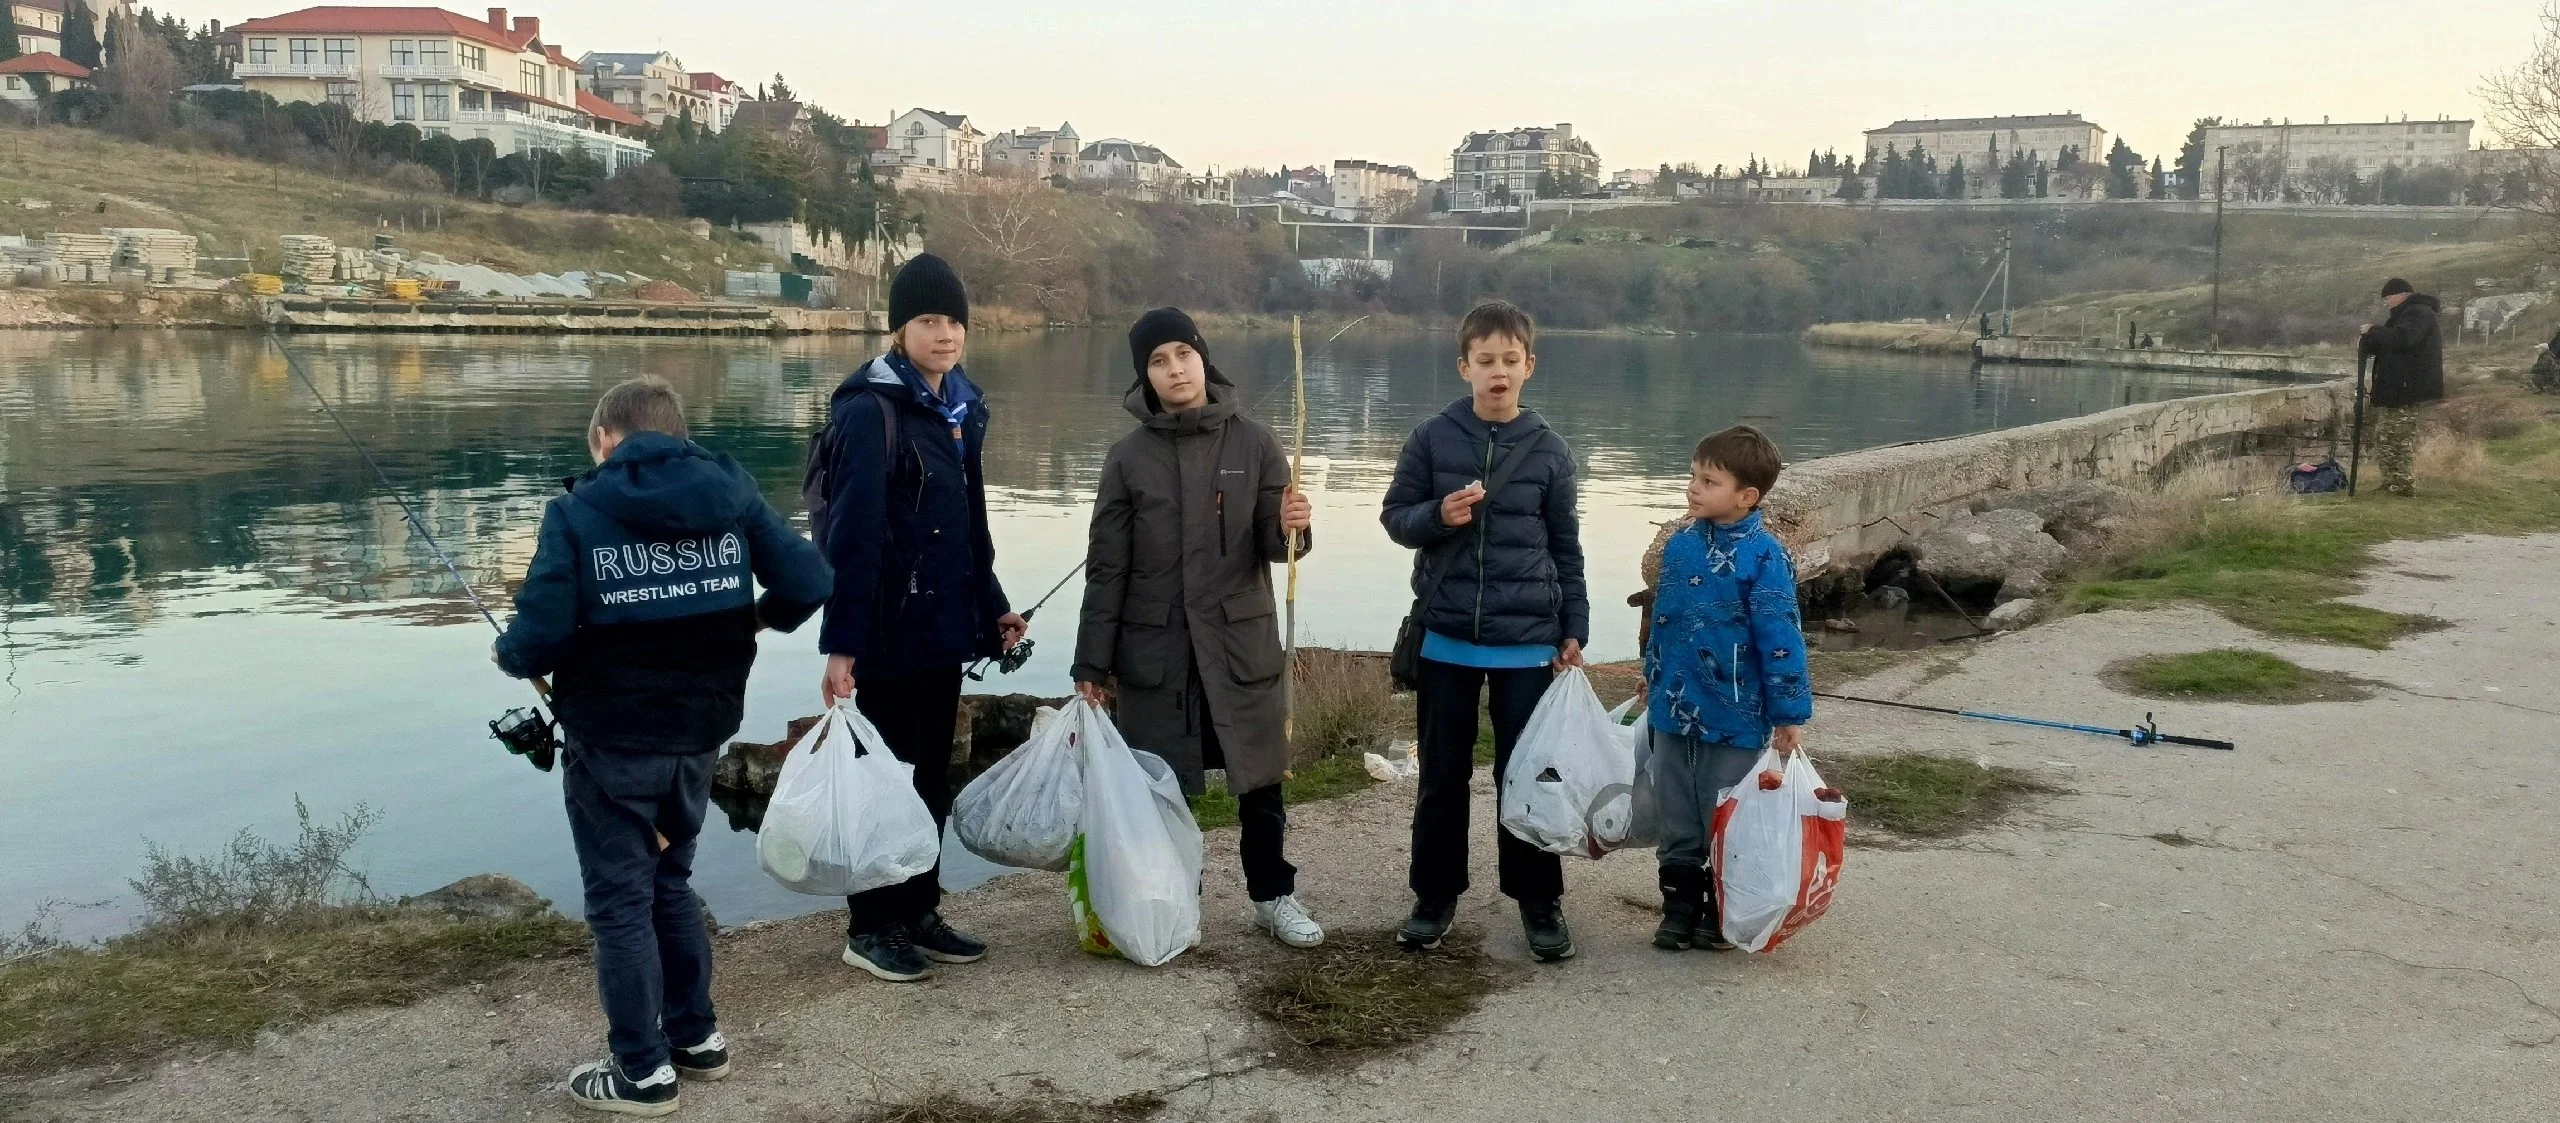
left=1654, top=865, right=1706, bottom=951
left=1519, top=898, right=1575, bottom=962
left=1701, top=878, right=1737, bottom=951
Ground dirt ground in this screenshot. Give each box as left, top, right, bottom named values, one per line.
left=10, top=533, right=2559, bottom=1123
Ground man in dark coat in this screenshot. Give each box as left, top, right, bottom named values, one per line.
left=1380, top=301, right=1589, bottom=963
left=1073, top=307, right=1322, bottom=948
left=2359, top=277, right=2445, bottom=497
left=815, top=254, right=1026, bottom=983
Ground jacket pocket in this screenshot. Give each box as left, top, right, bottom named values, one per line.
left=1221, top=588, right=1285, bottom=685
left=1115, top=596, right=1178, bottom=688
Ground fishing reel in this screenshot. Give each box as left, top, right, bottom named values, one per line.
left=489, top=706, right=559, bottom=772
left=964, top=638, right=1034, bottom=683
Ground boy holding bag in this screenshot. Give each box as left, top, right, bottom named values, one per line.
left=1641, top=425, right=1812, bottom=951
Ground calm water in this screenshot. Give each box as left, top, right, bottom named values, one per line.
left=0, top=328, right=2254, bottom=938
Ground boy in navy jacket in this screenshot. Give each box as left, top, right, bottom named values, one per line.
left=496, top=376, right=830, bottom=1116
left=1642, top=425, right=1812, bottom=952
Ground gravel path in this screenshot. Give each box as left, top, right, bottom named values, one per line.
left=12, top=534, right=2558, bottom=1123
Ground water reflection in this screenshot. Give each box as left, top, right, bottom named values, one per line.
left=0, top=328, right=2254, bottom=938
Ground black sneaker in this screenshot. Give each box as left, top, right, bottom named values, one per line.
left=568, top=1058, right=679, bottom=1117
left=1395, top=896, right=1459, bottom=951
left=909, top=911, right=986, bottom=964
left=1520, top=898, right=1576, bottom=962
left=671, top=1030, right=731, bottom=1082
left=843, top=926, right=932, bottom=982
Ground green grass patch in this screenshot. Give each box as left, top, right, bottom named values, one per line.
left=2103, top=648, right=2372, bottom=704
left=2063, top=406, right=2560, bottom=647
left=1820, top=752, right=2055, bottom=839
left=1191, top=753, right=1378, bottom=831
left=1252, top=929, right=1509, bottom=1064
left=0, top=799, right=589, bottom=1078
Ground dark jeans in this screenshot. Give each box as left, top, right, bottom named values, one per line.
left=562, top=738, right=717, bottom=1078
left=1409, top=658, right=1561, bottom=904
left=1198, top=691, right=1297, bottom=902
left=844, top=665, right=963, bottom=936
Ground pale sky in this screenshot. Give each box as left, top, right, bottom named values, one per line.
left=215, top=0, right=2547, bottom=175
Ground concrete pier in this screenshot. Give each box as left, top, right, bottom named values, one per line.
left=1973, top=337, right=2352, bottom=379
left=254, top=296, right=883, bottom=334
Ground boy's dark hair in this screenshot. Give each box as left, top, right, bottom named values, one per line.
left=591, top=376, right=688, bottom=439
left=1458, top=300, right=1535, bottom=358
left=1694, top=425, right=1782, bottom=500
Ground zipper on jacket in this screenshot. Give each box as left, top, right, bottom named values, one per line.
left=1215, top=489, right=1228, bottom=557
left=1474, top=429, right=1494, bottom=642
left=1732, top=643, right=1744, bottom=704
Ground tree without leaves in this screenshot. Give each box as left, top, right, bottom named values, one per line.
left=2480, top=1, right=2560, bottom=246
left=98, top=12, right=179, bottom=141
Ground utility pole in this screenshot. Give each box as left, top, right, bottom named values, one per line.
left=2210, top=145, right=2228, bottom=352
left=1999, top=230, right=2011, bottom=336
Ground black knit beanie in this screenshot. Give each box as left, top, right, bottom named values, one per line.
left=2380, top=277, right=2414, bottom=297
left=1128, top=307, right=1207, bottom=380
left=889, top=253, right=968, bottom=332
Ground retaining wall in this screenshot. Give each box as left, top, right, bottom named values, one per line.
left=254, top=297, right=882, bottom=334
left=1763, top=378, right=2349, bottom=580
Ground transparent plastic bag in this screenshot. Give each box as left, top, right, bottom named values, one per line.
left=756, top=702, right=941, bottom=896
left=1500, top=668, right=1646, bottom=859
left=1587, top=696, right=1660, bottom=853
left=1711, top=747, right=1849, bottom=953
left=1062, top=703, right=1203, bottom=967
left=954, top=704, right=1082, bottom=871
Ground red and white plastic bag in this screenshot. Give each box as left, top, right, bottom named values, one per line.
left=1710, top=747, right=1848, bottom=953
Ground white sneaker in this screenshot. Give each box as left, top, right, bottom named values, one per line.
left=1251, top=894, right=1325, bottom=948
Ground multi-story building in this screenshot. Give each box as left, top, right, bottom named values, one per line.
left=881, top=107, right=983, bottom=174
left=12, top=0, right=62, bottom=56
left=1863, top=114, right=2106, bottom=170
left=1077, top=138, right=1183, bottom=199
left=1447, top=123, right=1599, bottom=210
left=578, top=50, right=709, bottom=131
left=687, top=71, right=737, bottom=132
left=2201, top=117, right=2474, bottom=198
left=1331, top=159, right=1419, bottom=214
left=227, top=6, right=652, bottom=171
left=985, top=122, right=1079, bottom=178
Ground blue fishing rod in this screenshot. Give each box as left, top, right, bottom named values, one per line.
left=1813, top=691, right=2235, bottom=751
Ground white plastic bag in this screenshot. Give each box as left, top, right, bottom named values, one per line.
left=757, top=703, right=942, bottom=896
left=954, top=705, right=1082, bottom=871
left=1711, top=747, right=1849, bottom=953
left=1587, top=697, right=1660, bottom=853
left=1500, top=668, right=1645, bottom=859
left=1064, top=702, right=1204, bottom=967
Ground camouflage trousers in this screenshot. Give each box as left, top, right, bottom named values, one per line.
left=2368, top=405, right=2420, bottom=497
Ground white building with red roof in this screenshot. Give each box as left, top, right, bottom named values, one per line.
left=226, top=6, right=650, bottom=171
left=685, top=71, right=737, bottom=133
left=0, top=49, right=89, bottom=107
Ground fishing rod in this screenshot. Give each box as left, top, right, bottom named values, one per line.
left=963, top=560, right=1086, bottom=681
left=2348, top=350, right=2371, bottom=497
left=267, top=331, right=560, bottom=771
left=1813, top=691, right=2236, bottom=751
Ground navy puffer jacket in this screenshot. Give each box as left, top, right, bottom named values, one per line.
left=1380, top=400, right=1589, bottom=647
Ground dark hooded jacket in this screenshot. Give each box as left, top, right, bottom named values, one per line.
left=2361, top=292, right=2445, bottom=408
left=816, top=355, right=1011, bottom=674
left=495, top=431, right=832, bottom=753
left=1072, top=366, right=1307, bottom=796
left=1380, top=399, right=1588, bottom=649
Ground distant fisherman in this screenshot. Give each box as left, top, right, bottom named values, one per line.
left=495, top=376, right=833, bottom=1117
left=2358, top=277, right=2445, bottom=497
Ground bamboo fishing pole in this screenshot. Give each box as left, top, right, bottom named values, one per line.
left=1284, top=316, right=1306, bottom=748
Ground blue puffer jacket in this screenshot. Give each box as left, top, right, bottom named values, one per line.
left=1380, top=400, right=1589, bottom=648
left=1643, top=511, right=1812, bottom=749
left=495, top=431, right=832, bottom=753
left=816, top=355, right=1011, bottom=673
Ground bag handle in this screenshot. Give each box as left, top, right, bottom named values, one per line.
left=1412, top=428, right=1554, bottom=609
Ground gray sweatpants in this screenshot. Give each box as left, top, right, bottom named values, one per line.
left=1649, top=726, right=1763, bottom=872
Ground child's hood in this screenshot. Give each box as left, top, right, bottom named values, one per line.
left=567, top=430, right=760, bottom=538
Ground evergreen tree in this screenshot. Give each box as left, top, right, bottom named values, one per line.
left=2148, top=156, right=2168, bottom=199
left=2001, top=151, right=2029, bottom=198
left=0, top=14, right=18, bottom=64
left=2175, top=116, right=2220, bottom=201
left=1836, top=168, right=1866, bottom=201
left=2055, top=144, right=2080, bottom=172
left=1808, top=149, right=1821, bottom=177
left=1878, top=144, right=1903, bottom=198
left=1944, top=156, right=1967, bottom=198
left=2105, top=138, right=2142, bottom=198
left=2034, top=156, right=2050, bottom=198
left=770, top=73, right=795, bottom=102
left=62, top=1, right=105, bottom=68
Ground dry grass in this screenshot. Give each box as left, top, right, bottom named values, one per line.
left=1288, top=648, right=1400, bottom=763
left=1251, top=929, right=1512, bottom=1066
